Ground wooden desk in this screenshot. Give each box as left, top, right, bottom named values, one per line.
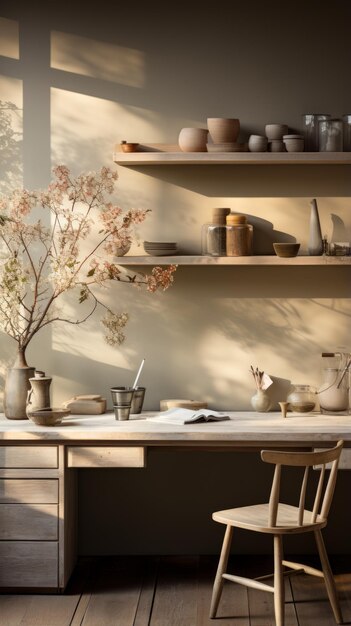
left=0, top=411, right=350, bottom=591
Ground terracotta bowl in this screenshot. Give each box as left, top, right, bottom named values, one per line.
left=27, top=408, right=70, bottom=426
left=120, top=142, right=139, bottom=153
left=273, top=243, right=300, bottom=258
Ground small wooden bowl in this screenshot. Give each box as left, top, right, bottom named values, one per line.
left=273, top=243, right=300, bottom=258
left=27, top=408, right=70, bottom=426
left=120, top=142, right=139, bottom=153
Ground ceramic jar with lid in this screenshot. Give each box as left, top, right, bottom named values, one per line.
left=226, top=214, right=253, bottom=256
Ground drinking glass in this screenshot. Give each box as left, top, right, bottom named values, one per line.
left=302, top=114, right=331, bottom=151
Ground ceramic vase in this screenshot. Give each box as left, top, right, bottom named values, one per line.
left=308, top=198, right=323, bottom=255
left=4, top=349, right=35, bottom=420
left=250, top=389, right=271, bottom=412
left=207, top=118, right=240, bottom=143
left=26, top=373, right=52, bottom=416
left=178, top=128, right=208, bottom=152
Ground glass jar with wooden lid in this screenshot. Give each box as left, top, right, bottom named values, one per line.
left=226, top=214, right=253, bottom=256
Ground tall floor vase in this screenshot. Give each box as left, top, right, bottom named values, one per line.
left=4, top=349, right=35, bottom=420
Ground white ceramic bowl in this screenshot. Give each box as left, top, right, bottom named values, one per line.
left=27, top=408, right=70, bottom=426
left=178, top=128, right=208, bottom=152
left=283, top=137, right=304, bottom=152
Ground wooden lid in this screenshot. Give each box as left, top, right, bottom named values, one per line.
left=226, top=214, right=247, bottom=224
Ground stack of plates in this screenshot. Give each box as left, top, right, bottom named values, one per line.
left=144, top=241, right=178, bottom=256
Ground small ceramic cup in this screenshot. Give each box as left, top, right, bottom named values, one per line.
left=110, top=387, right=135, bottom=406
left=268, top=139, right=285, bottom=152
left=130, top=387, right=146, bottom=414
left=248, top=135, right=268, bottom=152
left=265, top=124, right=288, bottom=140
left=113, top=405, right=131, bottom=421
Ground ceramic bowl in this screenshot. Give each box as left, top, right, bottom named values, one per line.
left=283, top=135, right=304, bottom=152
left=178, top=128, right=208, bottom=152
left=207, top=118, right=240, bottom=143
left=265, top=124, right=289, bottom=140
left=268, top=139, right=285, bottom=152
left=273, top=243, right=301, bottom=257
left=27, top=408, right=70, bottom=426
left=120, top=142, right=139, bottom=153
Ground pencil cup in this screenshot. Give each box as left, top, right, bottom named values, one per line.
left=113, top=405, right=131, bottom=421
left=130, top=387, right=146, bottom=414
left=110, top=387, right=134, bottom=406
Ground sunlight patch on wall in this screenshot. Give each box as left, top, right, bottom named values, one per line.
left=51, top=31, right=145, bottom=87
left=0, top=17, right=19, bottom=59
left=51, top=88, right=165, bottom=173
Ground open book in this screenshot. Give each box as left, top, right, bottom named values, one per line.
left=146, top=408, right=230, bottom=425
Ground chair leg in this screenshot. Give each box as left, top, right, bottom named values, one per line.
left=210, top=525, right=233, bottom=618
left=314, top=529, right=343, bottom=624
left=274, top=534, right=285, bottom=626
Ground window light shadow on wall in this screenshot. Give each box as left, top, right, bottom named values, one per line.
left=51, top=31, right=145, bottom=88
left=0, top=17, right=19, bottom=60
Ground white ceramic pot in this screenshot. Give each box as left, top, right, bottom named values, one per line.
left=178, top=128, right=208, bottom=152
left=248, top=135, right=268, bottom=152
left=250, top=389, right=271, bottom=412
left=268, top=139, right=285, bottom=152
left=283, top=135, right=304, bottom=152
left=207, top=118, right=240, bottom=143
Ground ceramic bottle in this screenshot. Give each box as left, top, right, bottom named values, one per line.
left=308, top=198, right=323, bottom=255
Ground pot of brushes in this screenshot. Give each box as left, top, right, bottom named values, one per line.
left=250, top=365, right=272, bottom=412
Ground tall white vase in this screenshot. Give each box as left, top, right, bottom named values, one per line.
left=308, top=198, right=323, bottom=255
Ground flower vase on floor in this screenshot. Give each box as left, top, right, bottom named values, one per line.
left=250, top=389, right=272, bottom=412
left=308, top=198, right=323, bottom=255
left=4, top=349, right=35, bottom=420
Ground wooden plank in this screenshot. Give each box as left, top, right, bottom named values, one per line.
left=0, top=503, right=58, bottom=540
left=0, top=542, right=58, bottom=587
left=80, top=556, right=145, bottom=626
left=0, top=469, right=59, bottom=478
left=0, top=478, right=58, bottom=503
left=0, top=446, right=58, bottom=468
left=113, top=148, right=351, bottom=166
left=66, top=446, right=146, bottom=468
left=149, top=556, right=199, bottom=625
left=59, top=445, right=78, bottom=590
left=133, top=557, right=159, bottom=626
left=113, top=254, right=351, bottom=266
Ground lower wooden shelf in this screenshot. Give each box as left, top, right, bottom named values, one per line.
left=115, top=255, right=351, bottom=266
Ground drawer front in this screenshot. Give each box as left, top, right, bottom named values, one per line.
left=0, top=504, right=58, bottom=540
left=0, top=541, right=58, bottom=587
left=0, top=446, right=58, bottom=468
left=67, top=446, right=146, bottom=468
left=0, top=479, right=58, bottom=503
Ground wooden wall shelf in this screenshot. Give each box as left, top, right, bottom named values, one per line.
left=115, top=255, right=351, bottom=266
left=113, top=145, right=351, bottom=166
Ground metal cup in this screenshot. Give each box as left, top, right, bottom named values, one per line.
left=110, top=387, right=134, bottom=406
left=130, top=387, right=146, bottom=414
left=113, top=405, right=131, bottom=421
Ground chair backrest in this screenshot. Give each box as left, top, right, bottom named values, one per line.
left=261, top=440, right=344, bottom=527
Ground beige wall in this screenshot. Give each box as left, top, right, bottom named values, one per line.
left=0, top=1, right=350, bottom=553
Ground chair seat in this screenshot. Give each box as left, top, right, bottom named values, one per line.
left=213, top=502, right=327, bottom=534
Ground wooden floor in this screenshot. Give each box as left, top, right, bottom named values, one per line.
left=0, top=555, right=351, bottom=626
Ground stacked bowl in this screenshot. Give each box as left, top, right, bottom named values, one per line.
left=144, top=241, right=178, bottom=256
left=207, top=118, right=242, bottom=152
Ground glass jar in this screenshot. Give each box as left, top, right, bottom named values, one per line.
left=342, top=114, right=351, bottom=151
left=201, top=223, right=227, bottom=256
left=287, top=384, right=316, bottom=413
left=318, top=368, right=349, bottom=414
left=226, top=214, right=253, bottom=256
left=302, top=114, right=331, bottom=151
left=318, top=118, right=343, bottom=152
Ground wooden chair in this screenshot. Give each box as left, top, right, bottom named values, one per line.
left=210, top=440, right=344, bottom=626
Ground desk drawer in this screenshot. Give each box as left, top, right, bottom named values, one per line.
left=67, top=446, right=146, bottom=468
left=0, top=479, right=58, bottom=503
left=0, top=446, right=58, bottom=468
left=0, top=541, right=58, bottom=587
left=0, top=504, right=58, bottom=540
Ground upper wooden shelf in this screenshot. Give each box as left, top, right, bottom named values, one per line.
left=115, top=255, right=351, bottom=266
left=113, top=144, right=351, bottom=166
